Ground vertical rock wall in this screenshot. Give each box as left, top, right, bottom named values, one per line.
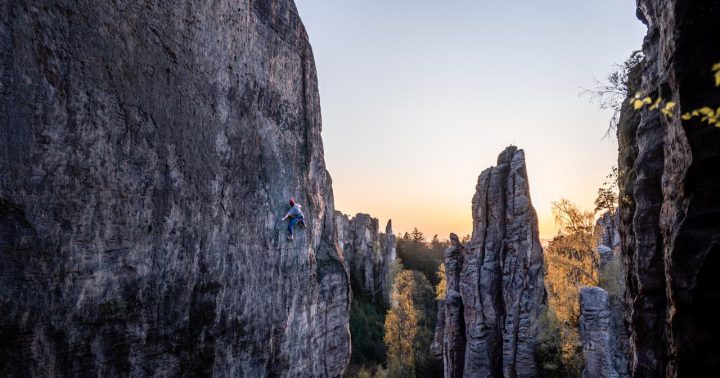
left=380, top=220, right=397, bottom=303
left=334, top=212, right=395, bottom=302
left=618, top=1, right=720, bottom=376
left=0, top=1, right=351, bottom=376
left=579, top=287, right=617, bottom=378
left=433, top=146, right=546, bottom=377
left=592, top=211, right=630, bottom=378
left=596, top=211, right=621, bottom=268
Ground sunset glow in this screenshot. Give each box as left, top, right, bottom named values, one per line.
left=296, top=0, right=647, bottom=239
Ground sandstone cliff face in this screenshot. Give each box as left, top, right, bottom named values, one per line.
left=379, top=220, right=397, bottom=303
left=0, top=1, right=351, bottom=376
left=592, top=211, right=630, bottom=378
left=618, top=1, right=720, bottom=376
left=596, top=211, right=620, bottom=268
left=430, top=234, right=466, bottom=377
left=334, top=212, right=395, bottom=302
left=596, top=211, right=620, bottom=251
left=434, top=147, right=546, bottom=377
left=579, top=287, right=617, bottom=378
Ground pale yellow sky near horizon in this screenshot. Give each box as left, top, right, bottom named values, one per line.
left=296, top=1, right=647, bottom=240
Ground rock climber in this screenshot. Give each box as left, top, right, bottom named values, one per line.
left=282, top=198, right=305, bottom=241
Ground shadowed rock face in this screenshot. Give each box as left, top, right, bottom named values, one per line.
left=618, top=1, right=720, bottom=376
left=438, top=233, right=466, bottom=378
left=579, top=287, right=617, bottom=378
left=0, top=1, right=350, bottom=376
left=334, top=212, right=395, bottom=302
left=433, top=147, right=546, bottom=377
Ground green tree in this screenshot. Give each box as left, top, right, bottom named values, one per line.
left=435, top=264, right=446, bottom=300
left=385, top=270, right=419, bottom=377
left=552, top=198, right=599, bottom=279
left=349, top=294, right=388, bottom=366
left=384, top=269, right=441, bottom=378
left=396, top=228, right=443, bottom=285
left=595, top=166, right=619, bottom=213
left=411, top=228, right=425, bottom=243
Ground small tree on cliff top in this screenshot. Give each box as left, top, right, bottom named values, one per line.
left=582, top=50, right=643, bottom=138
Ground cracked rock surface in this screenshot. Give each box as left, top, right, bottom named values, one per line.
left=618, top=1, right=720, bottom=376
left=433, top=146, right=546, bottom=377
left=0, top=1, right=350, bottom=376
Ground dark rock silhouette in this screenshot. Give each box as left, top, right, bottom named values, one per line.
left=433, top=147, right=546, bottom=377
left=0, top=0, right=350, bottom=376
left=618, top=0, right=720, bottom=376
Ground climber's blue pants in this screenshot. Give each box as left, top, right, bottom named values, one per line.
left=288, top=216, right=304, bottom=236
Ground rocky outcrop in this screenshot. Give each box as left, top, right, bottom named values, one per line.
left=432, top=233, right=465, bottom=366
left=0, top=1, right=350, bottom=376
left=618, top=1, right=720, bottom=376
left=592, top=211, right=630, bottom=378
left=434, top=146, right=546, bottom=377
left=579, top=287, right=617, bottom=378
left=335, top=212, right=395, bottom=302
left=380, top=220, right=397, bottom=302
left=441, top=233, right=466, bottom=378
left=596, top=211, right=620, bottom=268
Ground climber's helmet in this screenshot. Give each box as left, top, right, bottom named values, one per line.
left=289, top=198, right=295, bottom=207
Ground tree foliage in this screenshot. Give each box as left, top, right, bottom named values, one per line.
left=396, top=230, right=447, bottom=285
left=535, top=307, right=583, bottom=377
left=582, top=50, right=644, bottom=137
left=383, top=269, right=442, bottom=378
left=595, top=166, right=619, bottom=214
left=631, top=61, right=720, bottom=128
left=350, top=294, right=388, bottom=367
left=385, top=270, right=419, bottom=377
left=435, top=264, right=446, bottom=300
left=545, top=190, right=619, bottom=375
left=551, top=198, right=599, bottom=279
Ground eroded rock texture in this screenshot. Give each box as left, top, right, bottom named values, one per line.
left=0, top=1, right=351, bottom=376
left=618, top=1, right=720, bottom=376
left=334, top=212, right=395, bottom=302
left=379, top=220, right=397, bottom=303
left=434, top=147, right=546, bottom=377
left=594, top=211, right=630, bottom=378
left=579, top=287, right=617, bottom=378
left=432, top=234, right=466, bottom=369
left=596, top=211, right=620, bottom=268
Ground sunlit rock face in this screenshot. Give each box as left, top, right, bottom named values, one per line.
left=0, top=1, right=351, bottom=376
left=380, top=220, right=397, bottom=303
left=335, top=212, right=395, bottom=303
left=433, top=146, right=546, bottom=377
left=618, top=1, right=720, bottom=376
left=596, top=211, right=620, bottom=268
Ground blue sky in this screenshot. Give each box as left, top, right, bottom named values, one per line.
left=295, top=0, right=647, bottom=239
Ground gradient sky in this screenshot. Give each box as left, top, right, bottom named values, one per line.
left=295, top=1, right=647, bottom=240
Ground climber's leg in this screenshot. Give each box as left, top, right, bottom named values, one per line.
left=288, top=217, right=299, bottom=240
